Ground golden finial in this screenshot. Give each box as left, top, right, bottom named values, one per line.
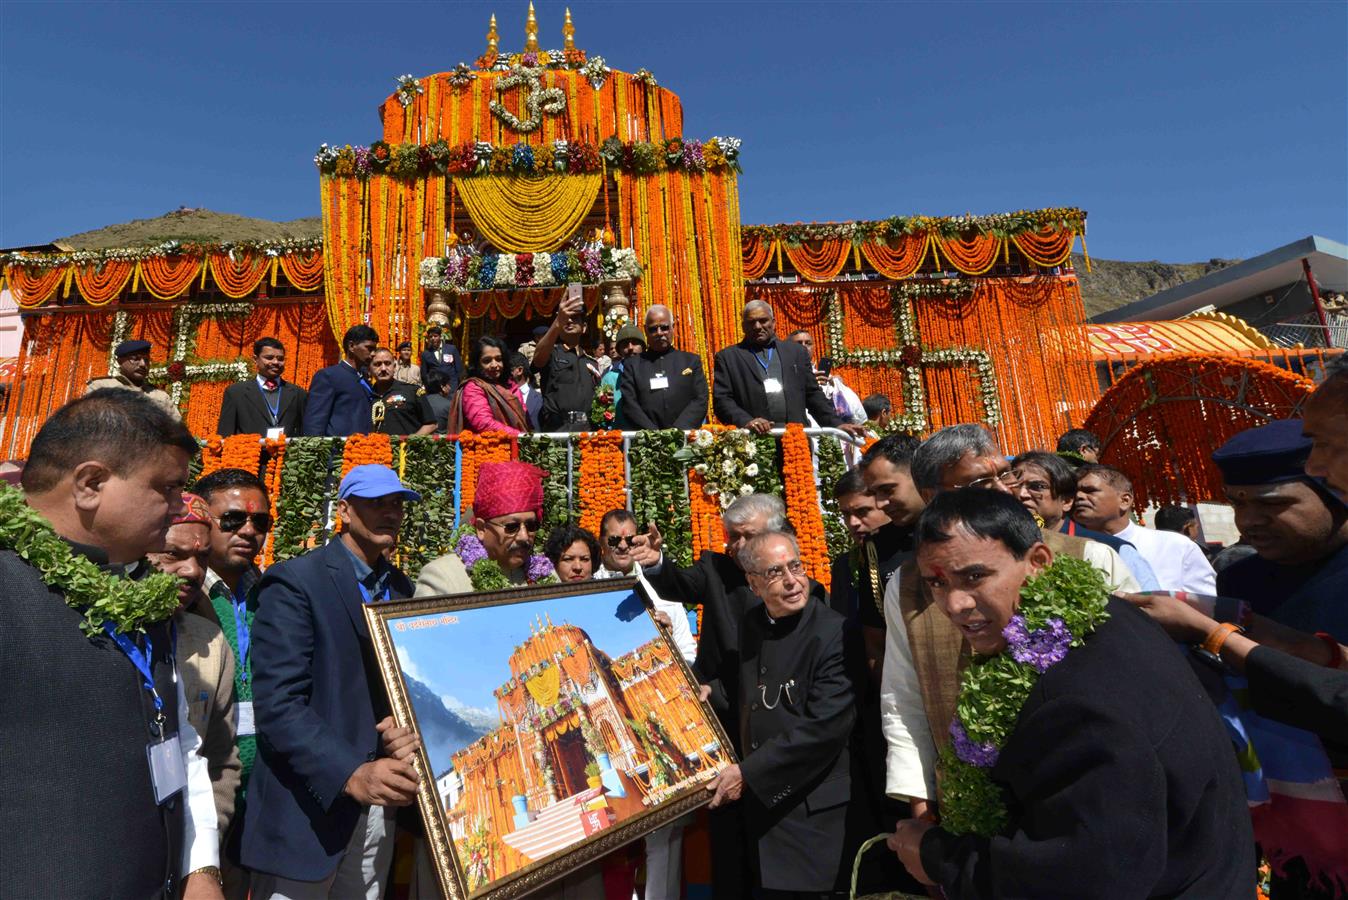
left=486, top=13, right=499, bottom=53
left=524, top=1, right=540, bottom=52
left=563, top=7, right=575, bottom=50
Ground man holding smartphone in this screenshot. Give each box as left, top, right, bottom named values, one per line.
left=787, top=330, right=866, bottom=425
left=531, top=284, right=600, bottom=432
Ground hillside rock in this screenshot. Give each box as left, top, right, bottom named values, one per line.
left=1074, top=253, right=1240, bottom=319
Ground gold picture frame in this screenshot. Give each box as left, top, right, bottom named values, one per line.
left=365, top=576, right=735, bottom=899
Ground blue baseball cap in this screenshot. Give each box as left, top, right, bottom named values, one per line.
left=338, top=464, right=422, bottom=502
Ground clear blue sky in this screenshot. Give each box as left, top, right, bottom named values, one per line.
left=2, top=1, right=1344, bottom=261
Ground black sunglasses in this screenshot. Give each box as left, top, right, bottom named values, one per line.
left=213, top=511, right=273, bottom=534
left=488, top=517, right=539, bottom=536
left=606, top=535, right=638, bottom=548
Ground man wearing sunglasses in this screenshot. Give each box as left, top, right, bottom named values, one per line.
left=192, top=465, right=273, bottom=888
left=618, top=304, right=710, bottom=431
left=415, top=460, right=547, bottom=597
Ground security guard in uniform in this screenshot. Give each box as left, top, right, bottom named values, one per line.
left=85, top=339, right=181, bottom=420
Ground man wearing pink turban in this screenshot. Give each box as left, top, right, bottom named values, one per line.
left=415, top=461, right=548, bottom=596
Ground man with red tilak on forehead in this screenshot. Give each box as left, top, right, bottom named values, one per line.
left=414, top=461, right=553, bottom=596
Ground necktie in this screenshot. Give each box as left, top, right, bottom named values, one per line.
left=264, top=380, right=278, bottom=392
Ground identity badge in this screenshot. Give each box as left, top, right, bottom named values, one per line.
left=147, top=734, right=187, bottom=804
left=236, top=700, right=256, bottom=737
left=649, top=375, right=669, bottom=391
left=763, top=377, right=783, bottom=394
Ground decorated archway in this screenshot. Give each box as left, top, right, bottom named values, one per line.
left=1083, top=353, right=1316, bottom=508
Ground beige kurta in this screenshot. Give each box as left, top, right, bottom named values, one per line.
left=177, top=607, right=241, bottom=834
left=85, top=374, right=181, bottom=421
left=413, top=552, right=527, bottom=597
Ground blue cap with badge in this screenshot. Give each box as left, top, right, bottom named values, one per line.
left=338, top=464, right=422, bottom=502
left=114, top=339, right=152, bottom=358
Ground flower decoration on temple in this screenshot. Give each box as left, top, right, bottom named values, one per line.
left=632, top=68, right=658, bottom=86
left=579, top=55, right=610, bottom=88
left=447, top=62, right=478, bottom=88
left=394, top=74, right=424, bottom=107
left=602, top=307, right=629, bottom=341
left=489, top=64, right=567, bottom=133
left=1, top=237, right=322, bottom=270
left=742, top=208, right=1087, bottom=246
left=823, top=284, right=1001, bottom=431
left=589, top=385, right=617, bottom=430
left=315, top=137, right=742, bottom=180
left=419, top=246, right=641, bottom=293
left=674, top=428, right=759, bottom=509
left=938, top=557, right=1110, bottom=837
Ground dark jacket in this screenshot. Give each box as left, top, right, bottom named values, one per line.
left=1247, top=644, right=1348, bottom=757
left=521, top=384, right=543, bottom=431
left=0, top=549, right=183, bottom=899
left=618, top=347, right=709, bottom=430
left=240, top=539, right=413, bottom=881
left=420, top=344, right=464, bottom=394
left=712, top=337, right=842, bottom=428
left=646, top=550, right=827, bottom=749
left=919, top=598, right=1254, bottom=899
left=535, top=343, right=600, bottom=432
left=217, top=378, right=307, bottom=437
left=733, top=597, right=854, bottom=892
left=1217, top=542, right=1348, bottom=642
left=302, top=362, right=374, bottom=437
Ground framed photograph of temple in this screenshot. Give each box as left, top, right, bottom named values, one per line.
left=365, top=577, right=734, bottom=899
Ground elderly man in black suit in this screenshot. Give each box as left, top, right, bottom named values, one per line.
left=618, top=304, right=709, bottom=430
left=712, top=300, right=866, bottom=438
left=704, top=530, right=855, bottom=899
left=217, top=337, right=308, bottom=437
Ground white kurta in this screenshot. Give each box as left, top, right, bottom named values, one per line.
left=1117, top=521, right=1216, bottom=594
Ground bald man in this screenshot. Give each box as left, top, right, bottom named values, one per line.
left=618, top=304, right=709, bottom=430
left=712, top=301, right=865, bottom=437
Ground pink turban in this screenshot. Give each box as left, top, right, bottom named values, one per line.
left=473, top=461, right=545, bottom=522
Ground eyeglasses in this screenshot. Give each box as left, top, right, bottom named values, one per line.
left=957, top=469, right=1020, bottom=490
left=487, top=517, right=539, bottom=536
left=606, top=535, right=638, bottom=548
left=213, top=511, right=273, bottom=534
left=1017, top=479, right=1053, bottom=495
left=646, top=323, right=672, bottom=332
left=751, top=559, right=806, bottom=583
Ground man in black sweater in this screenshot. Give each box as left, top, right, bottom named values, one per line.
left=618, top=304, right=709, bottom=430
left=1, top=389, right=201, bottom=898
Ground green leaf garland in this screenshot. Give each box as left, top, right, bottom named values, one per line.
left=391, top=436, right=459, bottom=582
left=0, top=484, right=180, bottom=637
left=815, top=435, right=850, bottom=560
left=271, top=437, right=342, bottom=563
left=629, top=429, right=692, bottom=568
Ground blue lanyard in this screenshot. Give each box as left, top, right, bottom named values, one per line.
left=232, top=584, right=252, bottom=683
left=357, top=581, right=390, bottom=604
left=256, top=381, right=281, bottom=425
left=754, top=347, right=774, bottom=372
left=102, top=623, right=166, bottom=722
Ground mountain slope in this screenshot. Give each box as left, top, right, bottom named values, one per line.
left=1074, top=253, right=1240, bottom=319
left=402, top=673, right=492, bottom=777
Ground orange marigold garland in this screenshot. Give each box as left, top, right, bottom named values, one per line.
left=687, top=468, right=724, bottom=558
left=457, top=431, right=514, bottom=518
left=577, top=431, right=626, bottom=536
left=781, top=424, right=830, bottom=583
left=198, top=433, right=263, bottom=482
left=260, top=435, right=287, bottom=568
left=198, top=436, right=226, bottom=479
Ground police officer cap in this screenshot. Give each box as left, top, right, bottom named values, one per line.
left=114, top=339, right=152, bottom=358
left=1211, top=418, right=1312, bottom=486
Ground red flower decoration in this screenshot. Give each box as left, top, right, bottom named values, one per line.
left=900, top=344, right=923, bottom=366
left=166, top=361, right=187, bottom=382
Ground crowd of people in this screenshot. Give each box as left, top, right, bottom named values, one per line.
left=4, top=310, right=1344, bottom=900
left=92, top=299, right=881, bottom=442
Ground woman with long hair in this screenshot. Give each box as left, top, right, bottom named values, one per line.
left=447, top=335, right=531, bottom=435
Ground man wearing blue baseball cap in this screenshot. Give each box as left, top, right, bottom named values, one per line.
left=85, top=338, right=181, bottom=420
left=1211, top=418, right=1348, bottom=650
left=241, top=464, right=423, bottom=899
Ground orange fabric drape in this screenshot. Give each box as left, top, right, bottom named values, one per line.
left=859, top=234, right=930, bottom=280
left=1011, top=228, right=1077, bottom=268
left=140, top=255, right=204, bottom=299
left=208, top=252, right=270, bottom=299
left=741, top=234, right=773, bottom=280
left=4, top=266, right=67, bottom=308
left=783, top=240, right=850, bottom=282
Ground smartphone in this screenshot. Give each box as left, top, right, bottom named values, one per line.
left=817, top=357, right=833, bottom=377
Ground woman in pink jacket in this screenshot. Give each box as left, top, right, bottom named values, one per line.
left=448, top=335, right=531, bottom=435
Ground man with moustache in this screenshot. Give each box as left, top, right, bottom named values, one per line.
left=712, top=300, right=865, bottom=439
left=242, top=465, right=422, bottom=898
left=414, top=461, right=548, bottom=596
left=86, top=337, right=181, bottom=419
left=217, top=337, right=307, bottom=437
left=618, top=304, right=710, bottom=431
left=303, top=324, right=380, bottom=437
left=367, top=347, right=437, bottom=436
left=1, top=389, right=197, bottom=898
left=703, top=531, right=856, bottom=899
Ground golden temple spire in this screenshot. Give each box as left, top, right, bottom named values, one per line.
left=563, top=7, right=575, bottom=50
left=524, top=2, right=540, bottom=52
left=486, top=13, right=499, bottom=53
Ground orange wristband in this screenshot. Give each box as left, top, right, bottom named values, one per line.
left=1201, top=622, right=1241, bottom=658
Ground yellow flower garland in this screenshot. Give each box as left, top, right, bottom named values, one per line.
left=455, top=173, right=602, bottom=253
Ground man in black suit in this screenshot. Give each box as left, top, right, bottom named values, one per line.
left=712, top=300, right=866, bottom=438
left=2, top=389, right=200, bottom=898
left=704, top=531, right=855, bottom=899
left=418, top=325, right=463, bottom=396
left=509, top=352, right=542, bottom=431
left=217, top=337, right=308, bottom=437
left=242, top=464, right=422, bottom=898
left=641, top=492, right=827, bottom=899
left=302, top=325, right=379, bottom=437
left=619, top=304, right=709, bottom=431
left=888, top=490, right=1253, bottom=898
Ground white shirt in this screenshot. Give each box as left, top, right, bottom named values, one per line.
left=595, top=562, right=698, bottom=664
left=1117, top=521, right=1216, bottom=594
left=878, top=539, right=1140, bottom=802
left=177, top=659, right=220, bottom=873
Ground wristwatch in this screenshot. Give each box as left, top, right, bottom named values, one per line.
left=186, top=866, right=223, bottom=886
